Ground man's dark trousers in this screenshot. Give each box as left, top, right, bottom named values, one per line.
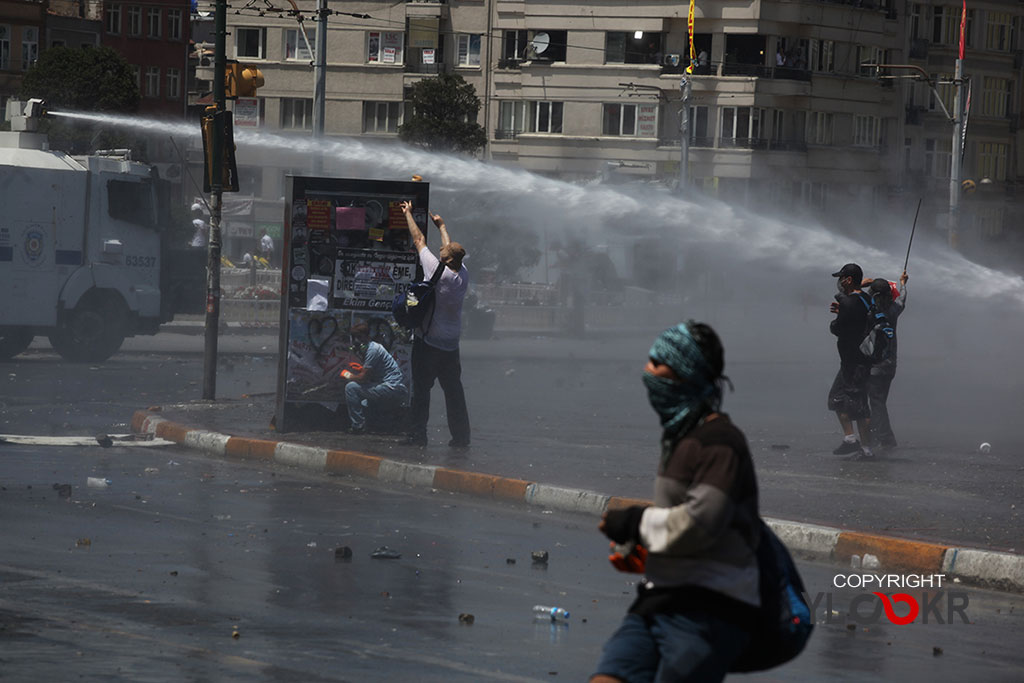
left=409, top=336, right=470, bottom=444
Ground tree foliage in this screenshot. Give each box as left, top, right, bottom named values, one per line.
left=399, top=74, right=487, bottom=155
left=21, top=46, right=140, bottom=112
left=19, top=46, right=140, bottom=153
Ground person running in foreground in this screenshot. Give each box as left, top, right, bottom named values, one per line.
left=592, top=321, right=760, bottom=683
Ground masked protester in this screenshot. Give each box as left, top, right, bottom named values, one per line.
left=342, top=323, right=408, bottom=434
left=591, top=321, right=761, bottom=683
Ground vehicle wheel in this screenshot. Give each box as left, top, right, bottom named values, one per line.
left=0, top=327, right=34, bottom=360
left=49, top=294, right=127, bottom=363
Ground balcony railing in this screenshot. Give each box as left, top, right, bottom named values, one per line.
left=494, top=128, right=519, bottom=140
left=768, top=139, right=808, bottom=152
left=496, top=58, right=522, bottom=70
left=718, top=137, right=769, bottom=150
left=719, top=62, right=812, bottom=82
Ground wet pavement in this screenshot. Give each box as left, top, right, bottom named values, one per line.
left=1, top=441, right=1021, bottom=681
left=101, top=318, right=1024, bottom=553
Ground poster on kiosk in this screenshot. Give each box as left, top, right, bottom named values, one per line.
left=274, top=176, right=431, bottom=433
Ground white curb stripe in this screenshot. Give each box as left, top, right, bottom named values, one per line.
left=183, top=430, right=230, bottom=456
left=525, top=484, right=610, bottom=516
left=942, top=548, right=1024, bottom=592
left=766, top=519, right=841, bottom=557
left=274, top=442, right=328, bottom=470
left=378, top=460, right=437, bottom=488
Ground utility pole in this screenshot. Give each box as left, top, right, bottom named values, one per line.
left=948, top=56, right=964, bottom=249
left=203, top=0, right=227, bottom=400
left=312, top=0, right=328, bottom=173
left=678, top=76, right=691, bottom=193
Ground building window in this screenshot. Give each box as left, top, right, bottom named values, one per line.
left=855, top=45, right=882, bottom=77
left=106, top=4, right=121, bottom=35
left=166, top=67, right=180, bottom=99
left=144, top=66, right=159, bottom=97
left=603, top=103, right=637, bottom=136
left=981, top=77, right=1012, bottom=117
left=167, top=9, right=181, bottom=40
left=362, top=101, right=402, bottom=133
left=924, top=138, right=951, bottom=178
left=977, top=142, right=1007, bottom=181
left=456, top=34, right=481, bottom=67
left=526, top=30, right=566, bottom=62
left=932, top=74, right=955, bottom=113
left=909, top=3, right=922, bottom=40
left=0, top=25, right=10, bottom=70
left=605, top=31, right=662, bottom=64
left=807, top=111, right=834, bottom=145
left=497, top=100, right=527, bottom=138
left=690, top=105, right=710, bottom=145
left=281, top=98, right=313, bottom=130
left=367, top=31, right=403, bottom=64
left=285, top=29, right=311, bottom=61
left=503, top=30, right=527, bottom=61
left=529, top=101, right=563, bottom=133
left=721, top=107, right=763, bottom=146
left=131, top=64, right=141, bottom=89
left=236, top=27, right=266, bottom=59
left=810, top=39, right=834, bottom=73
left=21, top=27, right=38, bottom=71
left=853, top=115, right=882, bottom=147
left=128, top=7, right=142, bottom=37
left=934, top=6, right=974, bottom=46
left=985, top=12, right=1013, bottom=51
left=147, top=8, right=161, bottom=39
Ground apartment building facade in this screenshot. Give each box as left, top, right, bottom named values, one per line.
left=0, top=0, right=45, bottom=116
left=101, top=0, right=190, bottom=118
left=222, top=1, right=1022, bottom=246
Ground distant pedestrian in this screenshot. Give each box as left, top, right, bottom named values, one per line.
left=399, top=200, right=471, bottom=448
left=828, top=263, right=873, bottom=458
left=343, top=323, right=408, bottom=435
left=862, top=272, right=908, bottom=449
left=190, top=202, right=209, bottom=247
left=592, top=321, right=760, bottom=682
left=259, top=229, right=275, bottom=267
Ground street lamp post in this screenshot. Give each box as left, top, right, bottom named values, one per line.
left=866, top=62, right=965, bottom=248
left=679, top=76, right=691, bottom=193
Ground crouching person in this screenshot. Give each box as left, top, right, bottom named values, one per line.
left=344, top=323, right=408, bottom=434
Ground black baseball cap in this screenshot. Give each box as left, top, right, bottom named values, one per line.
left=831, top=263, right=863, bottom=281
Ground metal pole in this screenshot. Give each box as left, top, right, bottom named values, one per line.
left=203, top=0, right=227, bottom=400
left=312, top=0, right=328, bottom=174
left=678, top=76, right=691, bottom=193
left=948, top=57, right=963, bottom=249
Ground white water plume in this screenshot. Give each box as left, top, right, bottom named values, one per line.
left=48, top=109, right=1024, bottom=306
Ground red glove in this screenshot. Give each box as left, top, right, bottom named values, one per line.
left=608, top=541, right=648, bottom=573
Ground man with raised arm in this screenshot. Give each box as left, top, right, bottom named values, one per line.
left=399, top=200, right=471, bottom=448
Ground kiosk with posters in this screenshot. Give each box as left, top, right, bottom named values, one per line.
left=274, top=176, right=431, bottom=432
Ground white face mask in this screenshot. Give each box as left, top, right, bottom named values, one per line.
left=836, top=278, right=847, bottom=294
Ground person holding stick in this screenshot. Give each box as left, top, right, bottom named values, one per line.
left=861, top=270, right=908, bottom=449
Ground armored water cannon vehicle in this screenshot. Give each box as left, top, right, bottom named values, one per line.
left=0, top=99, right=203, bottom=362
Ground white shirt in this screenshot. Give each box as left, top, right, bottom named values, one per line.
left=418, top=246, right=468, bottom=351
left=260, top=233, right=274, bottom=255
left=190, top=218, right=208, bottom=247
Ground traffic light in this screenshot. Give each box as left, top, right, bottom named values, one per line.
left=201, top=106, right=240, bottom=193
left=224, top=61, right=265, bottom=98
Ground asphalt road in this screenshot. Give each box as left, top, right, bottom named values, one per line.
left=1, top=442, right=1021, bottom=681
left=18, top=322, right=1015, bottom=552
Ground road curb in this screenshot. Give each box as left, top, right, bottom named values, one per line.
left=131, top=409, right=1024, bottom=594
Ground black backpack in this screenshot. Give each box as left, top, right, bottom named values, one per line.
left=730, top=521, right=814, bottom=672
left=392, top=264, right=444, bottom=332
left=858, top=293, right=894, bottom=364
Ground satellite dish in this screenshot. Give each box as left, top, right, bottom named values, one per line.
left=530, top=32, right=550, bottom=55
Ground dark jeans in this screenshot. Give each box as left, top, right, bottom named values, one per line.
left=867, top=372, right=896, bottom=444
left=410, top=337, right=470, bottom=443
left=827, top=363, right=870, bottom=420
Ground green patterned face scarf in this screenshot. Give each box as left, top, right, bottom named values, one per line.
left=642, top=322, right=722, bottom=445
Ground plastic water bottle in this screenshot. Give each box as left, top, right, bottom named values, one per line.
left=533, top=605, right=570, bottom=621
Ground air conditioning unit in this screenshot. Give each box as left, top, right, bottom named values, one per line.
left=663, top=53, right=681, bottom=67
